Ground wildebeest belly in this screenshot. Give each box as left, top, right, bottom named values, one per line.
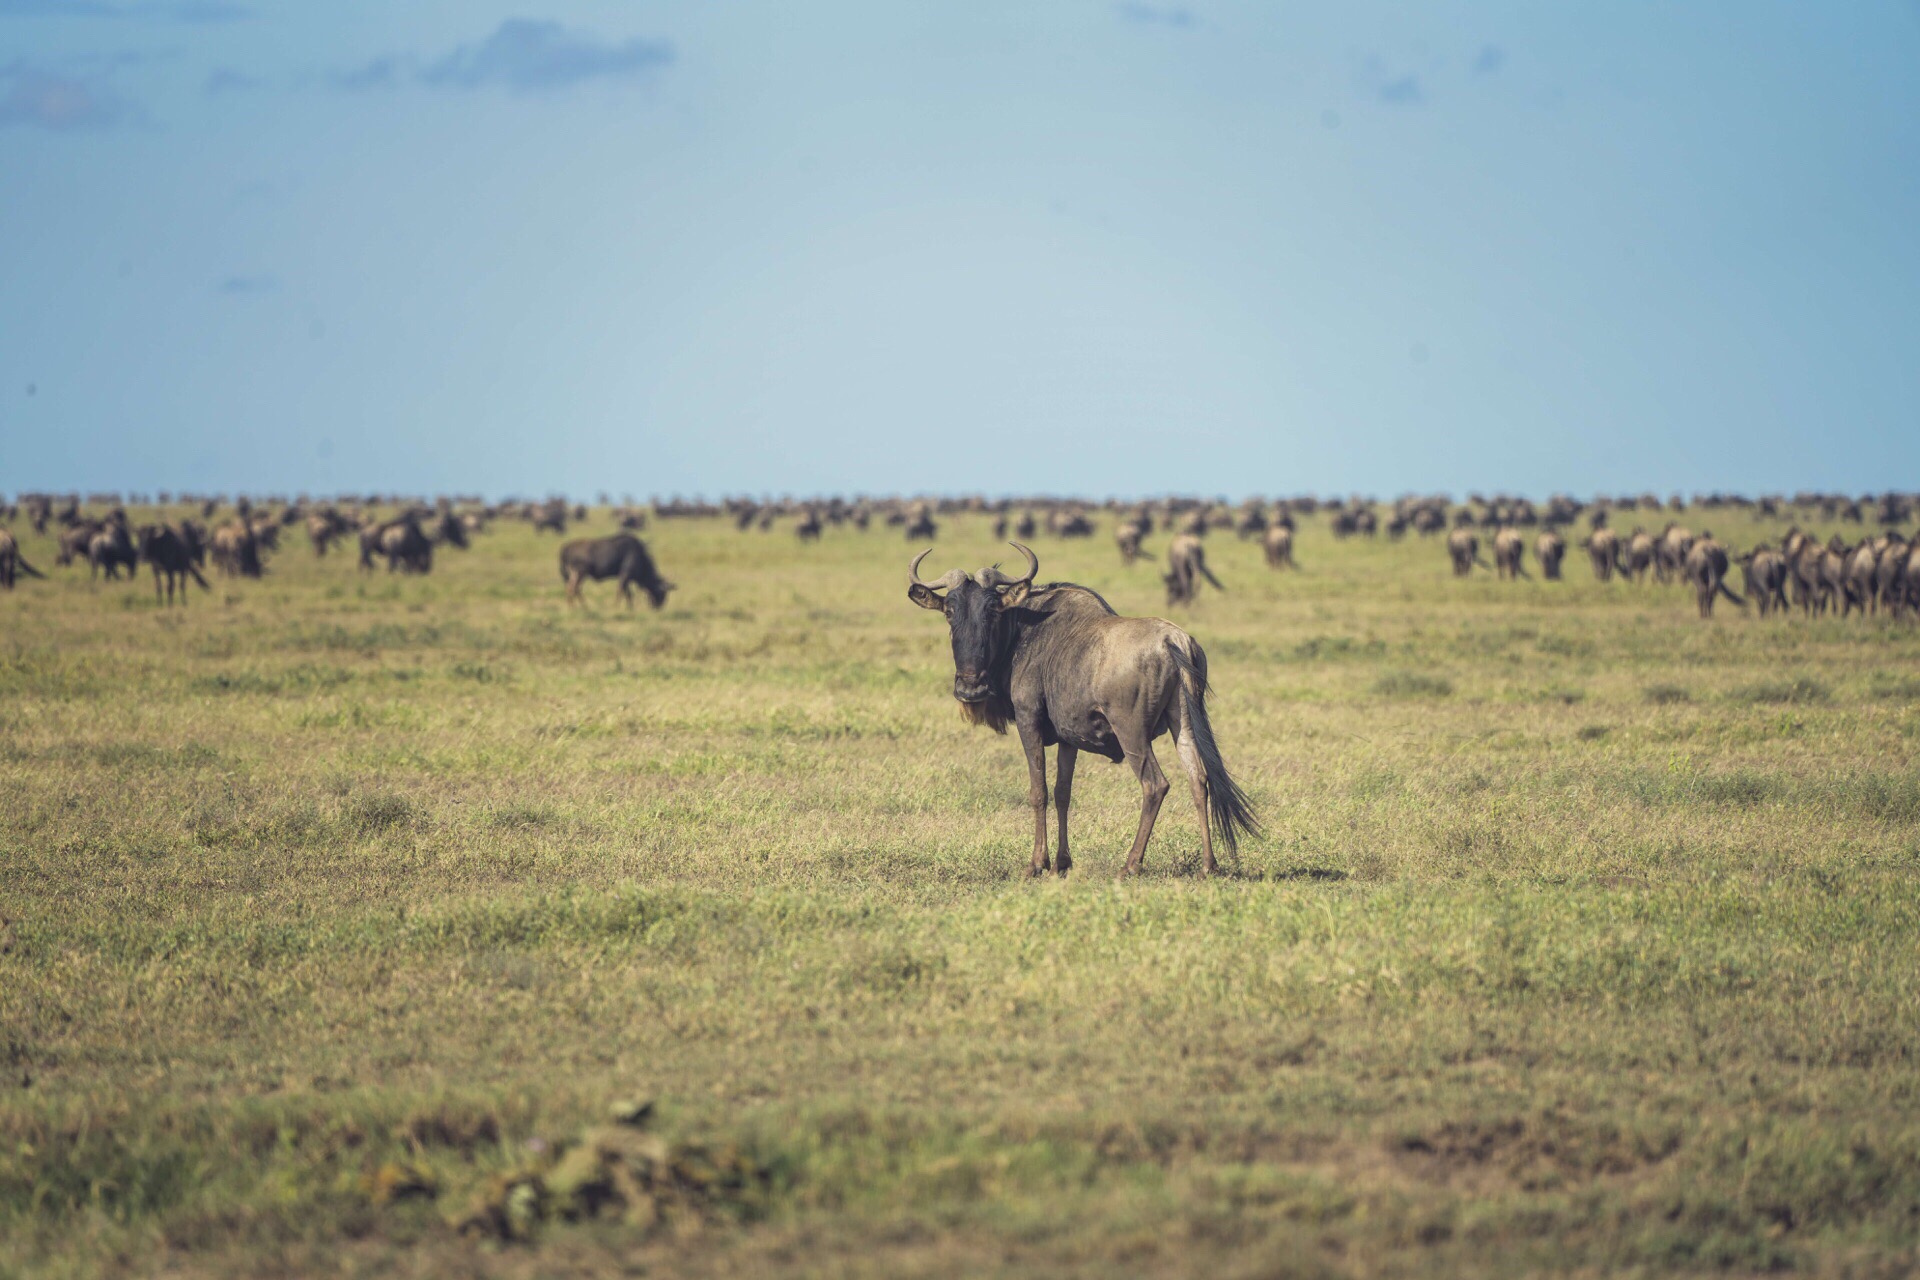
left=1046, top=707, right=1124, bottom=761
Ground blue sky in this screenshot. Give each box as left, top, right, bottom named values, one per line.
left=2, top=2, right=1916, bottom=499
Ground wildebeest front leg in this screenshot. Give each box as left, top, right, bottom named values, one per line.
left=1053, top=744, right=1077, bottom=877
left=1121, top=742, right=1170, bottom=877
left=1015, top=722, right=1049, bottom=877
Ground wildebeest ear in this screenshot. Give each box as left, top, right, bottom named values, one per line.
left=908, top=583, right=946, bottom=611
left=999, top=581, right=1031, bottom=609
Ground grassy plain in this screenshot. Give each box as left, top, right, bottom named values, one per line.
left=2, top=506, right=1918, bottom=1278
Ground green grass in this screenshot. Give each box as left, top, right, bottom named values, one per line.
left=2, top=506, right=1919, bottom=1278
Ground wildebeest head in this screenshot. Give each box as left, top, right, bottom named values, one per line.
left=908, top=542, right=1037, bottom=704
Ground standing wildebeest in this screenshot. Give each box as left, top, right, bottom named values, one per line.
left=138, top=524, right=210, bottom=604
left=306, top=507, right=352, bottom=557
left=560, top=534, right=675, bottom=607
left=1620, top=528, right=1655, bottom=582
left=1492, top=527, right=1530, bottom=580
left=88, top=516, right=139, bottom=581
left=1740, top=546, right=1789, bottom=616
left=1446, top=528, right=1489, bottom=576
left=1655, top=523, right=1694, bottom=584
left=904, top=504, right=938, bottom=542
left=1584, top=527, right=1619, bottom=581
left=908, top=543, right=1257, bottom=877
left=1114, top=514, right=1149, bottom=564
left=0, top=530, right=47, bottom=588
left=1163, top=533, right=1223, bottom=606
left=1262, top=522, right=1294, bottom=569
left=1683, top=534, right=1744, bottom=618
left=1535, top=530, right=1566, bottom=580
left=212, top=521, right=266, bottom=577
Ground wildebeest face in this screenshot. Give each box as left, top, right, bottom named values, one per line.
left=908, top=544, right=1039, bottom=704
left=646, top=579, right=676, bottom=609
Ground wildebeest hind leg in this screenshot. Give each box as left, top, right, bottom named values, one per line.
left=1120, top=739, right=1170, bottom=877
left=1171, top=723, right=1218, bottom=877
left=1054, top=745, right=1077, bottom=877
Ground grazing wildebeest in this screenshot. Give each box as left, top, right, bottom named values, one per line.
left=0, top=529, right=47, bottom=588
left=1163, top=533, right=1223, bottom=606
left=1683, top=534, right=1744, bottom=618
left=137, top=524, right=210, bottom=604
left=1535, top=530, right=1566, bottom=580
left=1115, top=516, right=1149, bottom=564
left=559, top=534, right=674, bottom=607
left=795, top=507, right=823, bottom=541
left=359, top=515, right=432, bottom=574
left=908, top=543, right=1257, bottom=877
left=904, top=504, right=938, bottom=542
left=1492, top=527, right=1530, bottom=580
left=1262, top=522, right=1294, bottom=569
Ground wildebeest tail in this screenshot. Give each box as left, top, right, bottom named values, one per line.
left=1717, top=579, right=1745, bottom=607
left=187, top=562, right=209, bottom=590
left=1167, top=640, right=1260, bottom=857
left=1196, top=555, right=1224, bottom=592
left=16, top=554, right=45, bottom=579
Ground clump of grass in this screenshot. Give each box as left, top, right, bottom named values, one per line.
left=1373, top=671, right=1452, bottom=699
left=1644, top=684, right=1692, bottom=705
left=345, top=790, right=420, bottom=835
left=1867, top=673, right=1920, bottom=702
left=489, top=804, right=556, bottom=831
left=1576, top=724, right=1610, bottom=741
left=1734, top=678, right=1830, bottom=705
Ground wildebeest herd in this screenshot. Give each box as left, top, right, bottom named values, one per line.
left=5, top=489, right=1919, bottom=622
left=5, top=486, right=1916, bottom=878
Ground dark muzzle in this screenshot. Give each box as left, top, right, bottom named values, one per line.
left=953, top=670, right=991, bottom=703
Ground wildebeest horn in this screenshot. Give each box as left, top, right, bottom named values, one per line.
left=978, top=541, right=1039, bottom=590
left=908, top=548, right=968, bottom=592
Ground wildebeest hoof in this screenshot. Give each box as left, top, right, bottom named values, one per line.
left=1025, top=864, right=1048, bottom=879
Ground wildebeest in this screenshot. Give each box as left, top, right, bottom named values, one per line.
left=908, top=543, right=1257, bottom=877
left=212, top=521, right=266, bottom=577
left=86, top=516, right=138, bottom=581
left=1535, top=530, right=1566, bottom=580
left=357, top=514, right=431, bottom=574
left=1262, top=522, right=1294, bottom=569
left=1584, top=527, right=1619, bottom=581
left=1492, top=527, right=1530, bottom=580
left=0, top=529, right=47, bottom=588
left=1740, top=546, right=1789, bottom=616
left=1620, top=528, right=1655, bottom=582
left=1446, top=528, right=1489, bottom=576
left=1114, top=514, right=1149, bottom=564
left=1683, top=534, right=1743, bottom=618
left=559, top=534, right=674, bottom=607
left=1655, top=523, right=1694, bottom=584
left=1163, top=533, right=1223, bottom=606
left=137, top=524, right=210, bottom=604
left=306, top=507, right=353, bottom=557
left=904, top=504, right=938, bottom=542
